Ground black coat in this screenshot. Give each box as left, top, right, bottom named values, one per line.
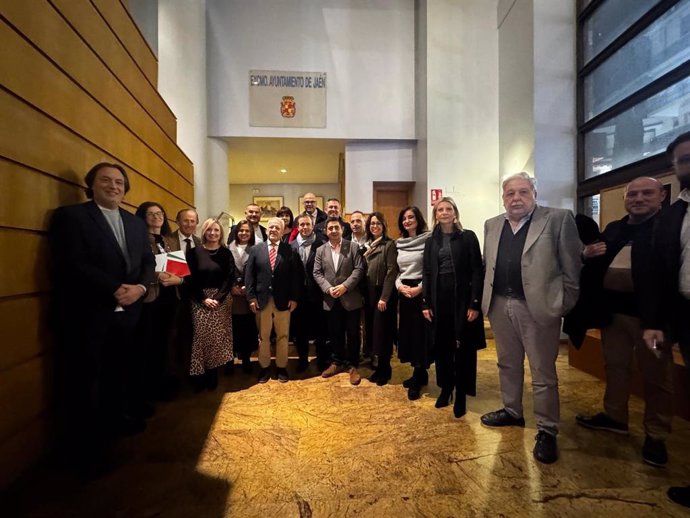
left=640, top=199, right=689, bottom=339
left=564, top=214, right=658, bottom=348
left=291, top=234, right=327, bottom=303
left=422, top=227, right=486, bottom=350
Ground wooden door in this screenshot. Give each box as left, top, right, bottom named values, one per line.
left=374, top=186, right=411, bottom=239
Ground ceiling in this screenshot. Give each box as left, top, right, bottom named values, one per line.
left=226, top=137, right=346, bottom=184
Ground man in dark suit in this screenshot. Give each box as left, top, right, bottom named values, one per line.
left=50, top=162, right=155, bottom=470
left=313, top=216, right=365, bottom=385
left=228, top=203, right=267, bottom=244
left=642, top=132, right=690, bottom=508
left=291, top=213, right=328, bottom=371
left=245, top=217, right=303, bottom=383
left=169, top=208, right=201, bottom=253
left=300, top=191, right=327, bottom=227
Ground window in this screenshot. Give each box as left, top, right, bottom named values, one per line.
left=578, top=0, right=690, bottom=200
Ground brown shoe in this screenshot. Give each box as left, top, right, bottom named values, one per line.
left=348, top=367, right=361, bottom=385
left=321, top=363, right=340, bottom=378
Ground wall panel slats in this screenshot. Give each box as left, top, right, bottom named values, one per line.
left=0, top=296, right=51, bottom=372
left=0, top=355, right=51, bottom=443
left=47, top=0, right=176, bottom=141
left=0, top=92, right=194, bottom=209
left=90, top=0, right=158, bottom=86
left=0, top=230, right=49, bottom=298
left=2, top=0, right=190, bottom=181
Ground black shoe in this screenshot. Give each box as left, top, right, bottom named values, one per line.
left=297, top=358, right=309, bottom=373
left=402, top=375, right=415, bottom=389
left=576, top=412, right=628, bottom=434
left=668, top=486, right=690, bottom=508
left=206, top=369, right=219, bottom=391
left=407, top=383, right=421, bottom=401
left=480, top=408, right=525, bottom=428
left=191, top=375, right=206, bottom=393
left=129, top=401, right=155, bottom=420
left=277, top=368, right=289, bottom=383
left=242, top=358, right=253, bottom=374
left=642, top=435, right=667, bottom=467
left=435, top=389, right=453, bottom=408
left=257, top=368, right=270, bottom=384
left=533, top=431, right=558, bottom=464
left=453, top=396, right=466, bottom=419
left=368, top=370, right=380, bottom=383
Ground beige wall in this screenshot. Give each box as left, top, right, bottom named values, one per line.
left=0, top=0, right=193, bottom=487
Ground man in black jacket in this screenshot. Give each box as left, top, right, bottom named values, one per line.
left=50, top=163, right=155, bottom=470
left=642, top=132, right=690, bottom=507
left=576, top=177, right=673, bottom=468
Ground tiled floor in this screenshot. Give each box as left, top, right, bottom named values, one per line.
left=4, top=341, right=690, bottom=517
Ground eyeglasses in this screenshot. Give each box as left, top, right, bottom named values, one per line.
left=146, top=211, right=164, bottom=218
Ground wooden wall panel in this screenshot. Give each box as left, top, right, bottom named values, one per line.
left=0, top=296, right=51, bottom=372
left=0, top=415, right=51, bottom=489
left=0, top=355, right=51, bottom=442
left=2, top=0, right=188, bottom=179
left=0, top=231, right=50, bottom=298
left=0, top=24, right=193, bottom=185
left=91, top=0, right=158, bottom=86
left=0, top=92, right=193, bottom=208
left=49, top=0, right=175, bottom=141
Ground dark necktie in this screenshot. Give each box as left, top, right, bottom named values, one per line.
left=184, top=238, right=192, bottom=254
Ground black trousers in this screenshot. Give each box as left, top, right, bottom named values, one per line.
left=292, top=297, right=329, bottom=364
left=328, top=300, right=360, bottom=367
left=433, top=274, right=476, bottom=394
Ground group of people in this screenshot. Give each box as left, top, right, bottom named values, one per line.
left=49, top=132, right=690, bottom=507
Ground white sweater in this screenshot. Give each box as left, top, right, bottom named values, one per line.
left=395, top=232, right=431, bottom=290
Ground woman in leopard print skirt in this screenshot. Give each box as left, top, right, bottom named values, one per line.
left=186, top=218, right=235, bottom=391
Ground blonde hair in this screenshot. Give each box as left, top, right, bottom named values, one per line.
left=432, top=197, right=463, bottom=231
left=200, top=218, right=225, bottom=245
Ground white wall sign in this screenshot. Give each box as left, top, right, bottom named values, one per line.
left=249, top=70, right=327, bottom=128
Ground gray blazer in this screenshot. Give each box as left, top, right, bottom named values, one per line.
left=168, top=229, right=201, bottom=252
left=482, top=205, right=582, bottom=325
left=313, top=239, right=364, bottom=311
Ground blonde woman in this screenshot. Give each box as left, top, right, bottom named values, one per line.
left=422, top=197, right=485, bottom=418
left=186, top=219, right=235, bottom=391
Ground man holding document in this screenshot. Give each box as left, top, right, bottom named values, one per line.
left=50, top=163, right=154, bottom=474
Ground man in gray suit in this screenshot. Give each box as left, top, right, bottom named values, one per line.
left=169, top=208, right=201, bottom=253
left=481, top=172, right=582, bottom=464
left=313, top=216, right=365, bottom=385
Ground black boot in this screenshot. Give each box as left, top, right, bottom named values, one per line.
left=206, top=368, right=219, bottom=391
left=453, top=393, right=466, bottom=418
left=376, top=361, right=391, bottom=386
left=407, top=382, right=421, bottom=400
left=435, top=388, right=453, bottom=408
left=191, top=374, right=206, bottom=393
left=403, top=367, right=428, bottom=388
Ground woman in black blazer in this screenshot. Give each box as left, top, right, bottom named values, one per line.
left=422, top=197, right=485, bottom=418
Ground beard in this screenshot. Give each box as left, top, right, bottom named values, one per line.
left=679, top=173, right=690, bottom=191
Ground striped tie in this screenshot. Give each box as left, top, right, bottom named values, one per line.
left=269, top=244, right=277, bottom=271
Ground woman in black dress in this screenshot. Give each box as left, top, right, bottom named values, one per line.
left=186, top=218, right=235, bottom=391
left=422, top=197, right=485, bottom=418
left=395, top=206, right=431, bottom=400
left=228, top=219, right=258, bottom=373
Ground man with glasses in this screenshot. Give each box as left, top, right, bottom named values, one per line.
left=642, top=131, right=690, bottom=508
left=300, top=192, right=327, bottom=227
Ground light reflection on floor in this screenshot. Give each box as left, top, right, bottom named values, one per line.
left=4, top=341, right=690, bottom=517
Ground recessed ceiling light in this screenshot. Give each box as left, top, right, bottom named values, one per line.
left=280, top=168, right=288, bottom=174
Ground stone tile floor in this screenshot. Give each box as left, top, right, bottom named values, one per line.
left=3, top=341, right=690, bottom=517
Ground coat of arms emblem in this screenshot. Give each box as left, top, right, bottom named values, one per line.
left=280, top=96, right=296, bottom=118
